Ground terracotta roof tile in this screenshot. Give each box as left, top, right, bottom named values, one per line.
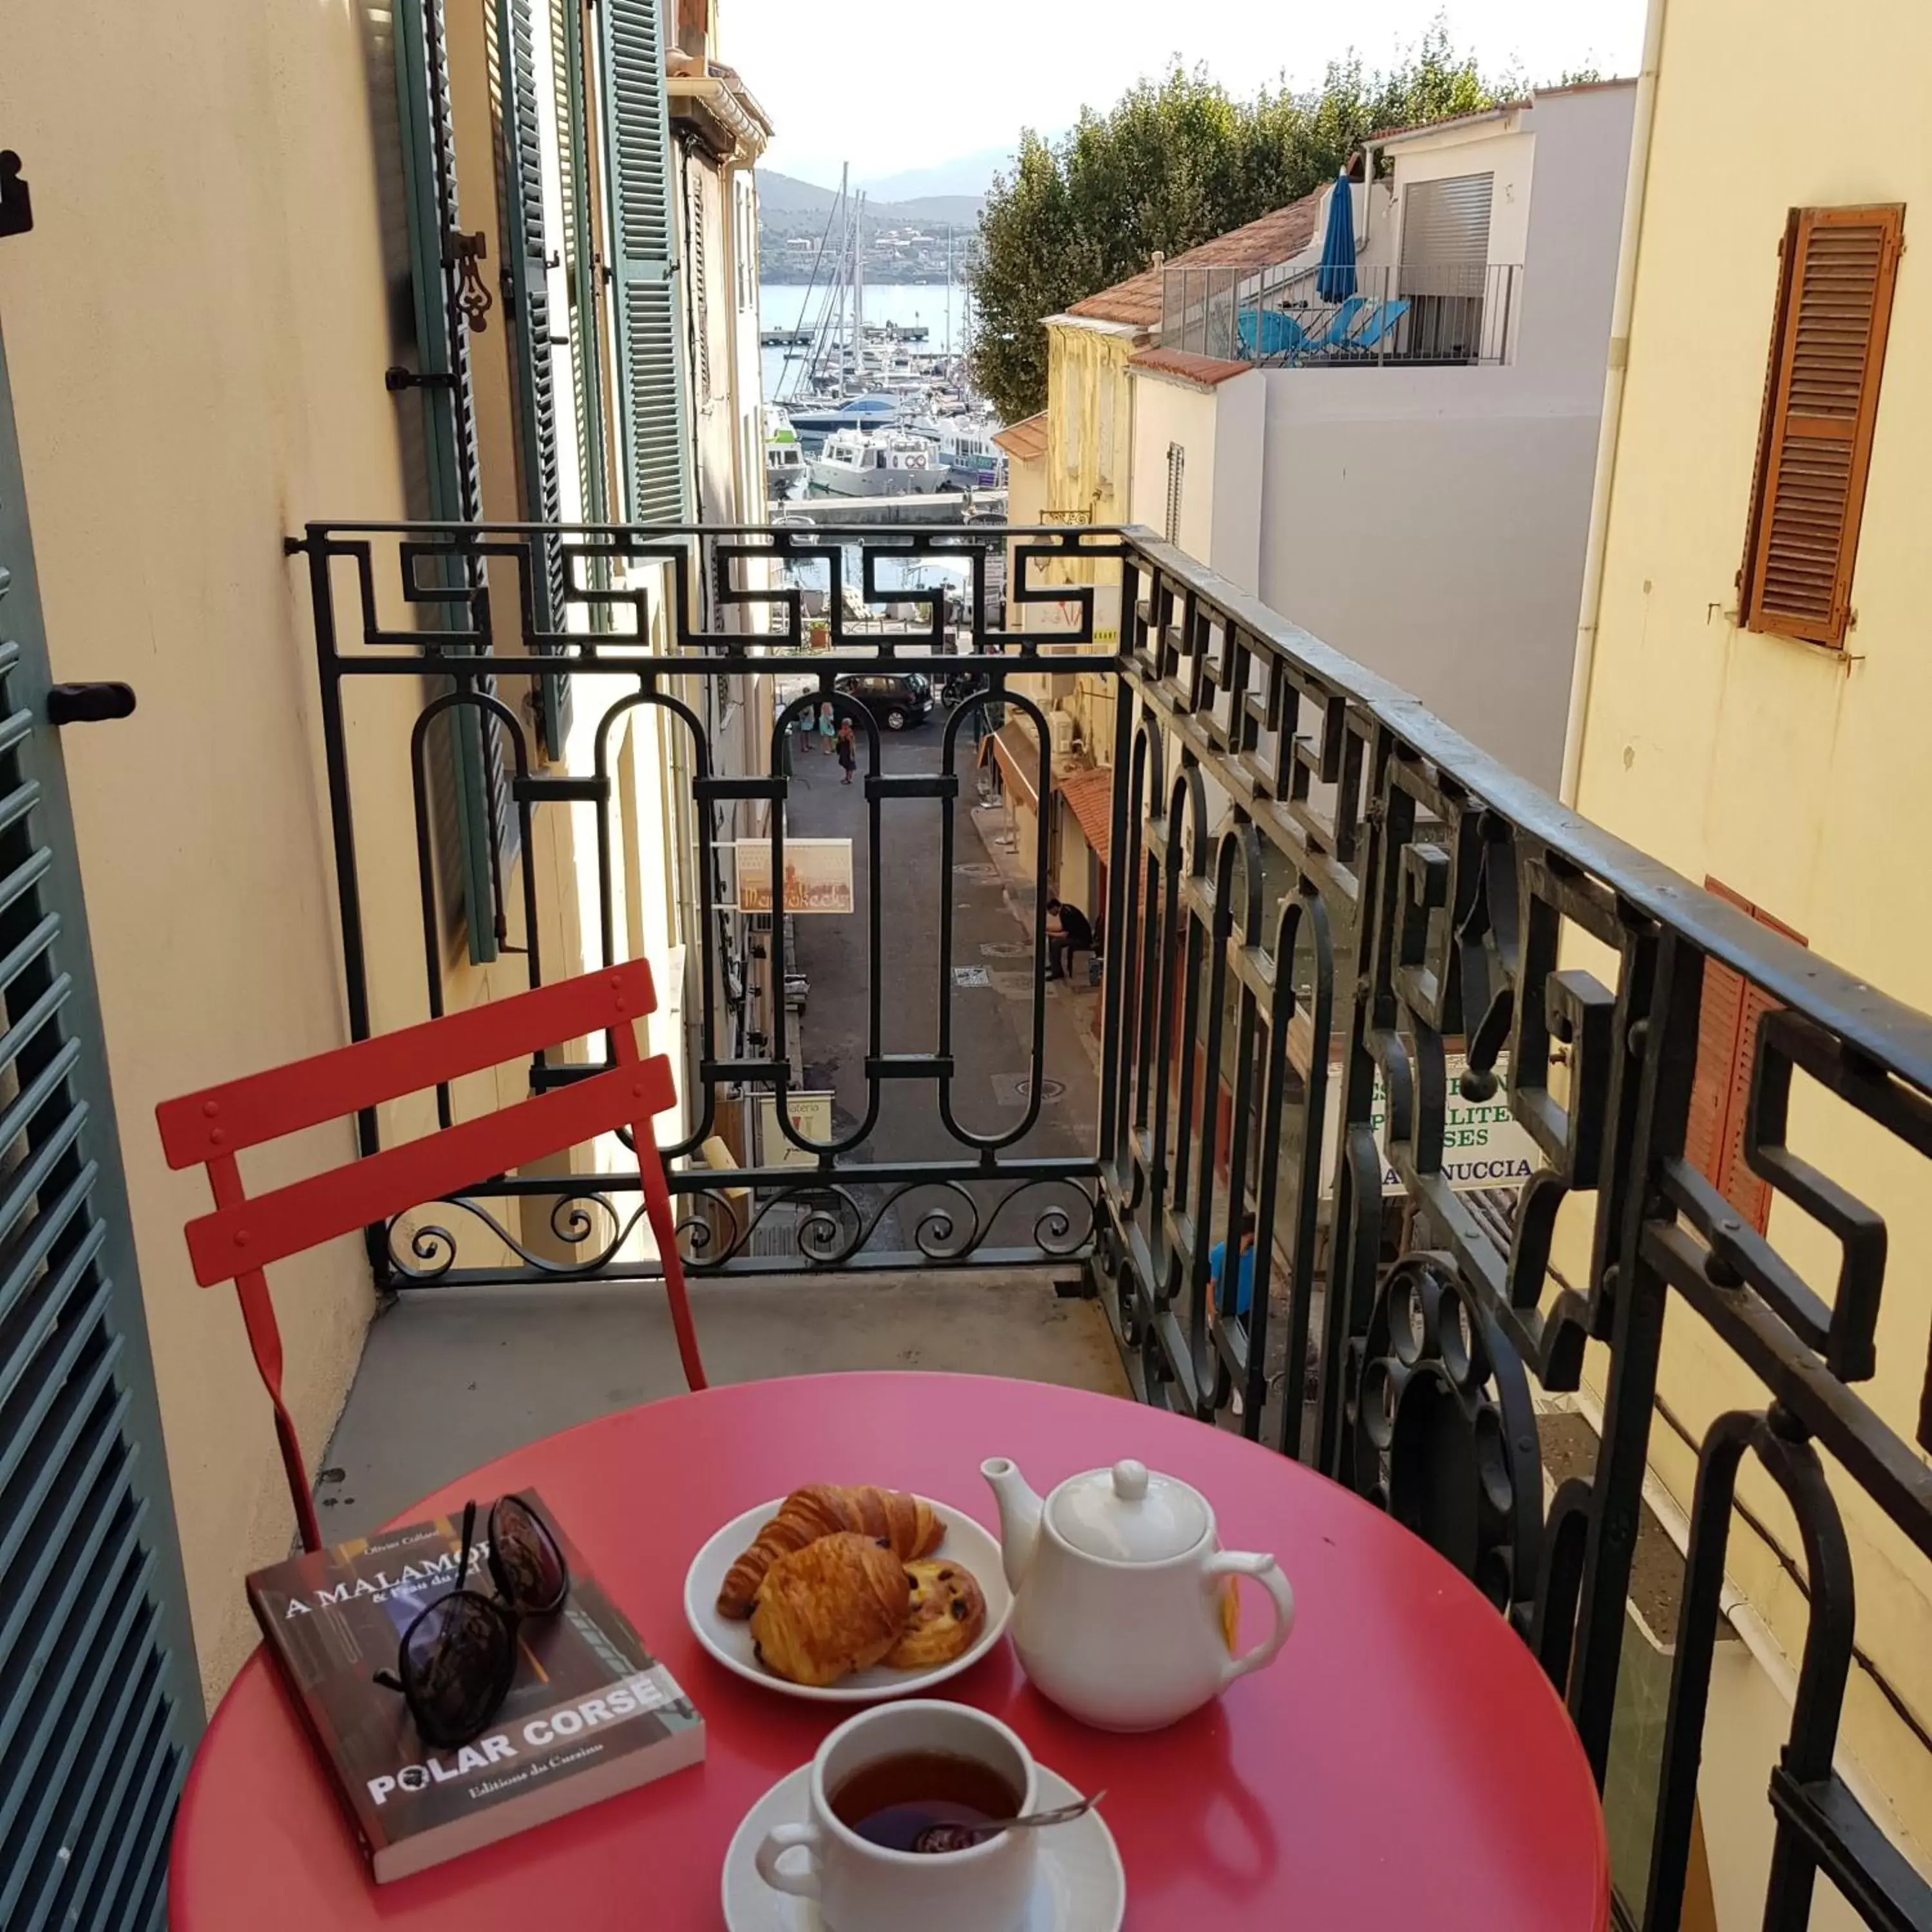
left=994, top=412, right=1048, bottom=461
left=1062, top=187, right=1327, bottom=330
left=1127, top=346, right=1251, bottom=389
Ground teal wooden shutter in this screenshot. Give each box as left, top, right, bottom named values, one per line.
left=0, top=319, right=203, bottom=1931
left=599, top=0, right=690, bottom=524
left=395, top=0, right=509, bottom=963
left=493, top=0, right=573, bottom=761
left=551, top=0, right=610, bottom=529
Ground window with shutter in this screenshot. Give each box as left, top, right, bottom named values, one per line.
left=550, top=0, right=610, bottom=527
left=395, top=0, right=511, bottom=963
left=1685, top=879, right=1808, bottom=1235
left=1739, top=205, right=1904, bottom=650
left=492, top=0, right=572, bottom=761
left=599, top=0, right=691, bottom=524
left=0, top=327, right=203, bottom=1931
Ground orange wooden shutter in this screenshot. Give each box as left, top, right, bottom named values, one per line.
left=1691, top=881, right=1808, bottom=1235
left=1718, top=979, right=1778, bottom=1233
left=1685, top=957, right=1744, bottom=1183
left=1739, top=205, right=1904, bottom=649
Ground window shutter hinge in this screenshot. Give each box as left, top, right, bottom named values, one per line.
left=447, top=229, right=493, bottom=332
left=386, top=365, right=457, bottom=393
left=0, top=151, right=31, bottom=238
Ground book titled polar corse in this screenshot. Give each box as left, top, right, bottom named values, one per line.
left=247, top=1492, right=703, bottom=1882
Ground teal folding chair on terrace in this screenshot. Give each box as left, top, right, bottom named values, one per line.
left=1238, top=308, right=1315, bottom=361
left=1350, top=298, right=1412, bottom=355
left=1316, top=295, right=1371, bottom=350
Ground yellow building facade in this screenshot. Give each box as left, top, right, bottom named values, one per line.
left=1569, top=0, right=1932, bottom=1899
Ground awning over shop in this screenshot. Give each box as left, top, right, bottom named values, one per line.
left=986, top=724, right=1043, bottom=812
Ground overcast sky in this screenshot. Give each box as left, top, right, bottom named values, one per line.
left=734, top=0, right=1647, bottom=192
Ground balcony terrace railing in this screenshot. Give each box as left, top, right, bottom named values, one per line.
left=1160, top=259, right=1522, bottom=368
left=292, top=516, right=1932, bottom=1930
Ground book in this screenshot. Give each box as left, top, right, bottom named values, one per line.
left=246, top=1491, right=703, bottom=1882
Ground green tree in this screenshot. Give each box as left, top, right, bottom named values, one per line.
left=969, top=27, right=1518, bottom=420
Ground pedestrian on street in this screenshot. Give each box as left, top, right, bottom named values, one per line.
left=836, top=717, right=857, bottom=785
left=1044, top=893, right=1093, bottom=981
left=819, top=700, right=836, bottom=754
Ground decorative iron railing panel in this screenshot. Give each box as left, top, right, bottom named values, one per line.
left=296, top=516, right=1932, bottom=1928
left=294, top=519, right=1124, bottom=1280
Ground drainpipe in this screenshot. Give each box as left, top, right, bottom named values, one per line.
left=1558, top=0, right=1669, bottom=807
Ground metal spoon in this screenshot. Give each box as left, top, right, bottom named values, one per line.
left=911, top=1791, right=1106, bottom=1855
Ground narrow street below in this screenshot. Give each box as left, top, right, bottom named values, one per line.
left=776, top=707, right=1101, bottom=1260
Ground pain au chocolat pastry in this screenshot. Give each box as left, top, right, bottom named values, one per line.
left=884, top=1558, right=987, bottom=1669
left=750, top=1534, right=913, bottom=1687
left=716, top=1484, right=944, bottom=1619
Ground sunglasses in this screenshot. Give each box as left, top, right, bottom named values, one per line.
left=374, top=1495, right=570, bottom=1748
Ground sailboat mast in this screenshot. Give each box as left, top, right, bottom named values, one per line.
left=851, top=191, right=866, bottom=378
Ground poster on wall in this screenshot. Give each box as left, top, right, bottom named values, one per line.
left=734, top=838, right=854, bottom=914
left=757, top=1092, right=835, bottom=1168
left=1318, top=1053, right=1543, bottom=1197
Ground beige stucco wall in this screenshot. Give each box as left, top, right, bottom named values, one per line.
left=1045, top=319, right=1139, bottom=553
left=0, top=1, right=415, bottom=1703
left=1570, top=0, right=1932, bottom=1877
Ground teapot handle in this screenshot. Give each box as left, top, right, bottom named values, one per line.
left=1209, top=1549, right=1295, bottom=1684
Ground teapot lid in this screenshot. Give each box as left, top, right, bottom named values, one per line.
left=1047, top=1460, right=1209, bottom=1563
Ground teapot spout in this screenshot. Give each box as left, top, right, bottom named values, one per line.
left=980, top=1457, right=1043, bottom=1592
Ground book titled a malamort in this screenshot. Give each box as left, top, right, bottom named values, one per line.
left=247, top=1492, right=703, bottom=1882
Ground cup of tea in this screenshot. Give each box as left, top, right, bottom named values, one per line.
left=754, top=1699, right=1038, bottom=1932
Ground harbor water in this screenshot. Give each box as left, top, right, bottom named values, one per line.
left=760, top=280, right=970, bottom=400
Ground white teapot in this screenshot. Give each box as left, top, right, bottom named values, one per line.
left=981, top=1455, right=1294, bottom=1732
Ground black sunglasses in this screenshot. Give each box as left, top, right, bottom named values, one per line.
left=374, top=1495, right=570, bottom=1748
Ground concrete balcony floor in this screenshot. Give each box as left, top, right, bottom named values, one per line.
left=316, top=1269, right=1129, bottom=1540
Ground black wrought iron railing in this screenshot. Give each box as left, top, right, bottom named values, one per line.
left=292, top=516, right=1932, bottom=1930
left=294, top=518, right=1123, bottom=1281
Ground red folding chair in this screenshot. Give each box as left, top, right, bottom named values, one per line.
left=156, top=961, right=706, bottom=1553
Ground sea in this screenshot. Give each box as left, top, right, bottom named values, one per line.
left=759, top=280, right=969, bottom=403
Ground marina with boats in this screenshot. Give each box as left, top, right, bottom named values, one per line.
left=761, top=169, right=1006, bottom=509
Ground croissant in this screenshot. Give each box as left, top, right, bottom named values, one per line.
left=750, top=1534, right=913, bottom=1687
left=717, top=1485, right=944, bottom=1618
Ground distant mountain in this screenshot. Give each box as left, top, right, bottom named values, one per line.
left=753, top=171, right=842, bottom=220
left=754, top=171, right=985, bottom=236
left=886, top=195, right=984, bottom=229
left=857, top=149, right=1013, bottom=202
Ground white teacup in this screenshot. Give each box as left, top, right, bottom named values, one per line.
left=755, top=1700, right=1039, bottom=1932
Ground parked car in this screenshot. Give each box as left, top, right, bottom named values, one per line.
left=835, top=670, right=934, bottom=731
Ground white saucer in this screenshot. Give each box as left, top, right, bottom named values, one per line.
left=721, top=1761, right=1126, bottom=1931
left=685, top=1495, right=1013, bottom=1703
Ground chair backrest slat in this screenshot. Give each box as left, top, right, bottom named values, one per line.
left=156, top=962, right=655, bottom=1167
left=181, top=1052, right=676, bottom=1286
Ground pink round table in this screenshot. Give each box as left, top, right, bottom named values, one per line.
left=170, top=1372, right=1608, bottom=1929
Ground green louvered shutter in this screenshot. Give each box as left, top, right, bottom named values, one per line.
left=551, top=0, right=610, bottom=528
left=0, top=318, right=203, bottom=1932
left=395, top=0, right=510, bottom=963
left=599, top=0, right=690, bottom=524
left=493, top=0, right=573, bottom=761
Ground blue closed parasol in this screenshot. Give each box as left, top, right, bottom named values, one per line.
left=1316, top=172, right=1357, bottom=302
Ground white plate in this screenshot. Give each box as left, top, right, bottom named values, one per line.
left=683, top=1495, right=1013, bottom=1703
left=721, top=1761, right=1126, bottom=1932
